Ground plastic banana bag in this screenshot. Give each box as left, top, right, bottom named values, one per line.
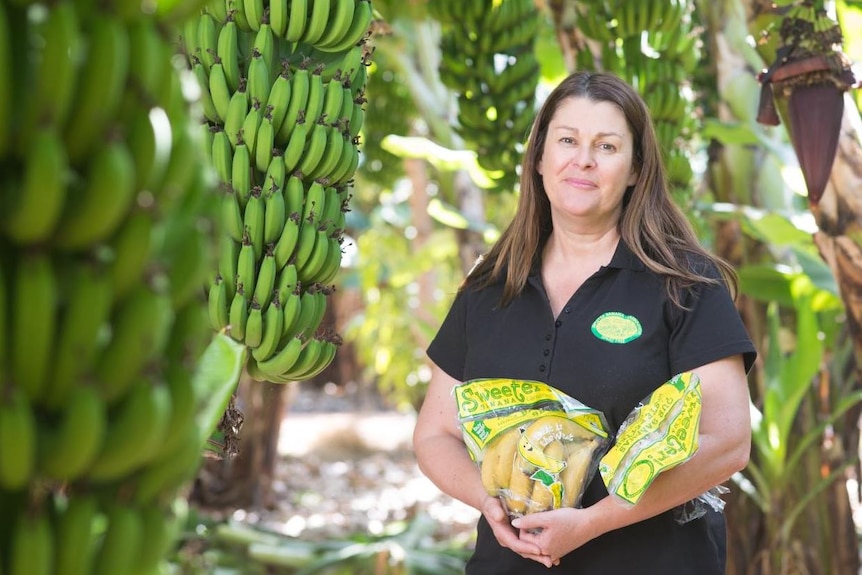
left=599, top=371, right=702, bottom=507
left=453, top=378, right=611, bottom=519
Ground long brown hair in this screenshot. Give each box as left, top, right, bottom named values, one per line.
left=463, top=71, right=738, bottom=308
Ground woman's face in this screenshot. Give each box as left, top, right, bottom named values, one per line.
left=537, top=96, right=638, bottom=229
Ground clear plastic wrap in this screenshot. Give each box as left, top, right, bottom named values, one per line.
left=453, top=378, right=611, bottom=519
left=599, top=371, right=703, bottom=507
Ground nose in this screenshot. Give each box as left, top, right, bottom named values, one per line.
left=570, top=145, right=595, bottom=169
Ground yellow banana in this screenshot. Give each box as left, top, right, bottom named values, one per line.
left=10, top=252, right=57, bottom=403
left=53, top=137, right=136, bottom=251
left=39, top=385, right=106, bottom=481
left=3, top=127, right=67, bottom=244
left=0, top=387, right=36, bottom=489
left=481, top=426, right=520, bottom=496
left=560, top=439, right=599, bottom=508
left=505, top=452, right=535, bottom=516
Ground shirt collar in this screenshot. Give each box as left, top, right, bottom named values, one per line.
left=529, top=237, right=646, bottom=278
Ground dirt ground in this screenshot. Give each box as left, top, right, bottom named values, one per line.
left=237, top=381, right=481, bottom=548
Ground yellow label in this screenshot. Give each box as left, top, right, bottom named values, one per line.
left=455, top=378, right=561, bottom=420
left=599, top=372, right=702, bottom=505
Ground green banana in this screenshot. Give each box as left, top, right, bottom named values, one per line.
left=92, top=504, right=143, bottom=575
left=222, top=186, right=245, bottom=243
left=255, top=110, right=276, bottom=173
left=256, top=334, right=304, bottom=376
left=159, top=364, right=199, bottom=456
left=54, top=494, right=99, bottom=575
left=0, top=387, right=36, bottom=490
left=53, top=137, right=136, bottom=251
left=134, top=505, right=180, bottom=575
left=263, top=177, right=287, bottom=245
left=282, top=111, right=309, bottom=172
left=211, top=125, right=233, bottom=184
left=247, top=48, right=272, bottom=107
left=273, top=212, right=301, bottom=268
left=251, top=293, right=285, bottom=361
left=39, top=385, right=105, bottom=480
left=296, top=117, right=328, bottom=178
left=46, top=261, right=113, bottom=409
left=9, top=508, right=53, bottom=575
left=319, top=0, right=373, bottom=52
left=228, top=284, right=249, bottom=340
left=133, top=423, right=203, bottom=504
left=10, top=252, right=57, bottom=403
left=266, top=65, right=293, bottom=137
left=209, top=275, right=230, bottom=331
left=224, top=77, right=250, bottom=148
left=304, top=68, right=326, bottom=126
left=63, top=13, right=130, bottom=163
left=93, top=284, right=174, bottom=403
left=197, top=11, right=219, bottom=71
left=308, top=122, right=344, bottom=180
left=253, top=22, right=276, bottom=76
left=284, top=170, right=305, bottom=216
left=218, top=233, right=240, bottom=298
left=127, top=19, right=167, bottom=103
left=281, top=335, right=324, bottom=379
left=253, top=249, right=277, bottom=309
left=284, top=0, right=308, bottom=42
left=241, top=98, right=264, bottom=160
left=191, top=56, right=221, bottom=124
left=245, top=299, right=264, bottom=347
left=109, top=208, right=154, bottom=302
left=232, top=137, right=253, bottom=206
left=276, top=65, right=310, bottom=144
left=269, top=0, right=289, bottom=37
left=218, top=16, right=242, bottom=92
left=21, top=0, right=80, bottom=143
left=89, top=378, right=173, bottom=482
left=3, top=127, right=67, bottom=244
left=280, top=283, right=302, bottom=338
left=209, top=59, right=232, bottom=122
left=243, top=185, right=266, bottom=258
left=276, top=261, right=299, bottom=303
left=243, top=0, right=263, bottom=31
left=298, top=227, right=331, bottom=283
left=236, top=231, right=258, bottom=297
left=301, top=0, right=331, bottom=44
left=317, top=0, right=355, bottom=49
left=126, top=104, right=171, bottom=193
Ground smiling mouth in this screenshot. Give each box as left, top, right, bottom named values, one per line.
left=565, top=178, right=597, bottom=188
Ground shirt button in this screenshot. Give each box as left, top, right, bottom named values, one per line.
left=555, top=320, right=562, bottom=327
left=564, top=307, right=571, bottom=314
left=545, top=333, right=552, bottom=341
left=539, top=365, right=546, bottom=372
left=543, top=349, right=550, bottom=356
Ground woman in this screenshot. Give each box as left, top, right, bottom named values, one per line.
left=412, top=71, right=757, bottom=573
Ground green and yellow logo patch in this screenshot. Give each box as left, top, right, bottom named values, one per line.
left=591, top=312, right=642, bottom=344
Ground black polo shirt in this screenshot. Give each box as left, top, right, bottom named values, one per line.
left=427, top=240, right=756, bottom=575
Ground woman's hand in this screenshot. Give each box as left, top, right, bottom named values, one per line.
left=481, top=496, right=559, bottom=568
left=513, top=507, right=598, bottom=564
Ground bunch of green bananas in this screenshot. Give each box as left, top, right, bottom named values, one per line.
left=432, top=0, right=541, bottom=194
left=479, top=416, right=603, bottom=517
left=186, top=0, right=374, bottom=383
left=0, top=0, right=222, bottom=572
left=577, top=0, right=698, bottom=192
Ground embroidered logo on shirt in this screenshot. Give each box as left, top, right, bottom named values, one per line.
left=591, top=312, right=642, bottom=344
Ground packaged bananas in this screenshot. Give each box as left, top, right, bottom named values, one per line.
left=454, top=378, right=611, bottom=519
left=599, top=371, right=702, bottom=507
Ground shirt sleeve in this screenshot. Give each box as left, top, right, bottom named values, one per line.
left=427, top=288, right=469, bottom=381
left=668, top=278, right=757, bottom=376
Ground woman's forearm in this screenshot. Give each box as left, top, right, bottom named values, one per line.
left=414, top=432, right=489, bottom=511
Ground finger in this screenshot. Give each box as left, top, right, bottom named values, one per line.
left=521, top=553, right=554, bottom=568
